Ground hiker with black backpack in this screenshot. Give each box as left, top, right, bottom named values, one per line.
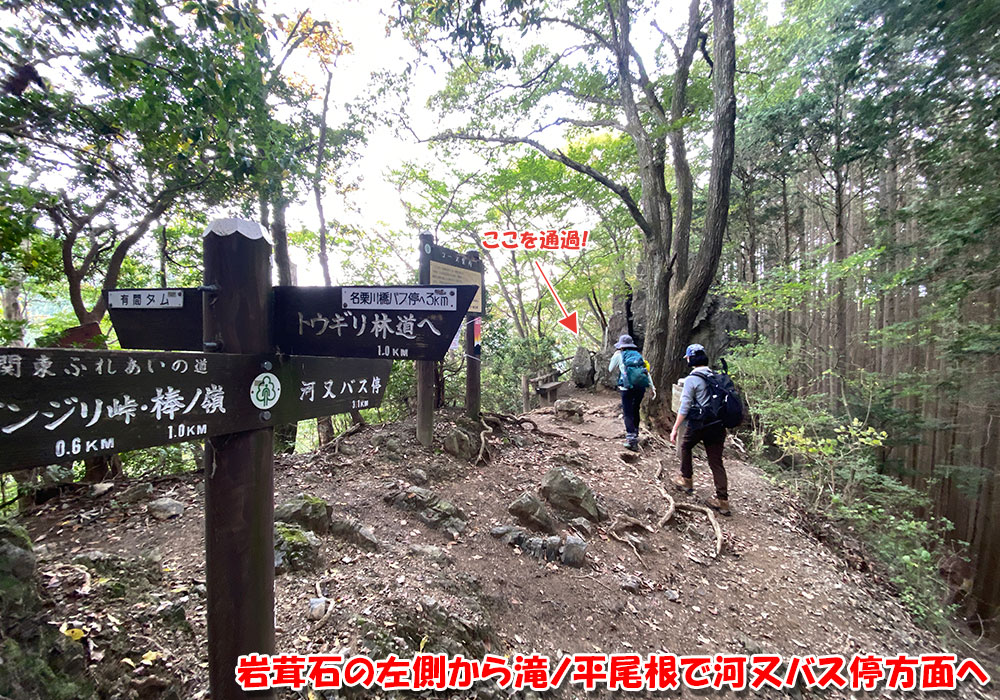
left=608, top=334, right=654, bottom=452
left=670, top=343, right=743, bottom=516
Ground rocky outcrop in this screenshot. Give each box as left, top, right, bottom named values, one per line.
left=571, top=346, right=596, bottom=387
left=0, top=523, right=95, bottom=699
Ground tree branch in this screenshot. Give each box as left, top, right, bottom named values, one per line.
left=429, top=130, right=652, bottom=239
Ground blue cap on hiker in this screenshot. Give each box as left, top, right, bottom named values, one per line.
left=615, top=334, right=637, bottom=349
left=684, top=343, right=705, bottom=358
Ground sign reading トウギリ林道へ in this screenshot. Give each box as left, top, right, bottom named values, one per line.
left=272, top=285, right=478, bottom=361
left=0, top=348, right=390, bottom=472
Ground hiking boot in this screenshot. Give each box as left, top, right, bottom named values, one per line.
left=672, top=476, right=693, bottom=494
left=707, top=497, right=731, bottom=516
left=624, top=440, right=639, bottom=452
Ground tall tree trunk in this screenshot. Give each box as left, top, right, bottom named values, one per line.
left=648, top=0, right=737, bottom=427
left=270, top=191, right=297, bottom=453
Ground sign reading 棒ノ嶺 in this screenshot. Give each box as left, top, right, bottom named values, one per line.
left=0, top=348, right=390, bottom=472
left=341, top=286, right=458, bottom=311
left=273, top=285, right=477, bottom=361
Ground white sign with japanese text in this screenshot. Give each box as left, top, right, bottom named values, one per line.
left=341, top=287, right=458, bottom=311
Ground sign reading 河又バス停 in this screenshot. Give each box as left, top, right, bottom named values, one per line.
left=0, top=347, right=390, bottom=472
left=272, top=285, right=477, bottom=361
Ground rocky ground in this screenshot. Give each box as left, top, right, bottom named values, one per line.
left=8, top=388, right=1000, bottom=699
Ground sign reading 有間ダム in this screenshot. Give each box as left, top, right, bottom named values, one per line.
left=0, top=348, right=390, bottom=472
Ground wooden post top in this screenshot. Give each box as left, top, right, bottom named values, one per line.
left=203, top=217, right=269, bottom=241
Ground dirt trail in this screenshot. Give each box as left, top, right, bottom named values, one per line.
left=22, top=388, right=997, bottom=698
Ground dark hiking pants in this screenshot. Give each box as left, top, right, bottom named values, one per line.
left=621, top=387, right=645, bottom=442
left=680, top=422, right=728, bottom=499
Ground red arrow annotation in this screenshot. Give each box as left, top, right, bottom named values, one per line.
left=533, top=260, right=578, bottom=335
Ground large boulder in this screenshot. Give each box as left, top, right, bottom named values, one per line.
left=541, top=466, right=604, bottom=522
left=599, top=287, right=747, bottom=380
left=275, top=493, right=332, bottom=535
left=507, top=493, right=558, bottom=534
left=571, top=347, right=596, bottom=388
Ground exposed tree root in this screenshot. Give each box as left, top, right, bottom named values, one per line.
left=608, top=530, right=646, bottom=568
left=320, top=421, right=365, bottom=455
left=476, top=418, right=494, bottom=465
left=482, top=411, right=564, bottom=439
left=675, top=503, right=723, bottom=558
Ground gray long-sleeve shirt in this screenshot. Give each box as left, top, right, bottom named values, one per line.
left=678, top=367, right=714, bottom=415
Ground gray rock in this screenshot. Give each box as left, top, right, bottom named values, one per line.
left=275, top=493, right=332, bottom=535
left=543, top=536, right=563, bottom=562
left=409, top=544, right=453, bottom=566
left=117, top=482, right=153, bottom=504
left=274, top=523, right=321, bottom=574
left=621, top=575, right=642, bottom=594
left=569, top=517, right=595, bottom=537
left=0, top=523, right=36, bottom=581
left=553, top=398, right=586, bottom=423
left=521, top=537, right=545, bottom=558
left=408, top=468, right=429, bottom=485
left=148, top=497, right=184, bottom=520
left=664, top=588, right=681, bottom=602
left=541, top=466, right=604, bottom=522
left=561, top=535, right=587, bottom=567
left=571, top=346, right=596, bottom=388
left=507, top=492, right=558, bottom=534
left=489, top=525, right=516, bottom=538
left=329, top=518, right=379, bottom=552
left=387, top=486, right=468, bottom=540
left=307, top=597, right=329, bottom=621
left=443, top=426, right=478, bottom=461
left=91, top=482, right=114, bottom=497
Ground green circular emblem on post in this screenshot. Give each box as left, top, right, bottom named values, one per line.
left=250, top=372, right=280, bottom=410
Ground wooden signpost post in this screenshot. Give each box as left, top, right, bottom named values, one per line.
left=0, top=218, right=480, bottom=699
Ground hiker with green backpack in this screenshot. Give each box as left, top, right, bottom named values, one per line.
left=669, top=343, right=744, bottom=516
left=608, top=334, right=654, bottom=452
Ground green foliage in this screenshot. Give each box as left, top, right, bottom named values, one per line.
left=480, top=316, right=557, bottom=413
left=731, top=339, right=955, bottom=627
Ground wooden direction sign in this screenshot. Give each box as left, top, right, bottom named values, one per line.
left=272, top=284, right=478, bottom=360
left=106, top=288, right=203, bottom=351
left=0, top=347, right=390, bottom=472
